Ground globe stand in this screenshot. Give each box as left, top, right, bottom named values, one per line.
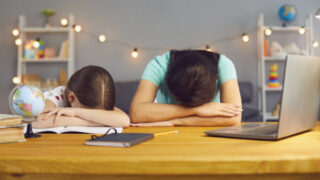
left=23, top=118, right=41, bottom=138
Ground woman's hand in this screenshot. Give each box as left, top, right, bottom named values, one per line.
left=41, top=108, right=78, bottom=124
left=194, top=102, right=242, bottom=118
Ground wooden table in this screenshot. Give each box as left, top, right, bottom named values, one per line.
left=1, top=123, right=320, bottom=180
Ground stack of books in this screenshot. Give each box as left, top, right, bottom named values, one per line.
left=0, top=114, right=25, bottom=144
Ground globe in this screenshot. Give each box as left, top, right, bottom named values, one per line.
left=9, top=85, right=45, bottom=119
left=278, top=4, right=296, bottom=23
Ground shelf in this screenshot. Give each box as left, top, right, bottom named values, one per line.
left=264, top=56, right=286, bottom=61
left=266, top=112, right=279, bottom=120
left=20, top=27, right=69, bottom=33
left=21, top=58, right=69, bottom=63
left=263, top=26, right=310, bottom=32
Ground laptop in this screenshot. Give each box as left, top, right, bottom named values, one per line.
left=205, top=55, right=320, bottom=140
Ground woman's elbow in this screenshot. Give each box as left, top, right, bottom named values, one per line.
left=119, top=114, right=130, bottom=128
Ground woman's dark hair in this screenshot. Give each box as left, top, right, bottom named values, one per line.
left=166, top=50, right=219, bottom=107
left=65, top=65, right=115, bottom=110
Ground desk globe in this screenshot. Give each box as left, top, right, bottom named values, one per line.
left=9, top=84, right=45, bottom=138
left=278, top=4, right=296, bottom=26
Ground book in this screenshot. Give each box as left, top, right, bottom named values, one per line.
left=0, top=114, right=22, bottom=126
left=29, top=126, right=123, bottom=134
left=85, top=133, right=154, bottom=147
left=59, top=40, right=69, bottom=59
left=0, top=125, right=26, bottom=144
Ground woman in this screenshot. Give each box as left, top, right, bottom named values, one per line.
left=130, top=50, right=242, bottom=126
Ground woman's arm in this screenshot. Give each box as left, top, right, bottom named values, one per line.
left=130, top=79, right=241, bottom=123
left=170, top=79, right=242, bottom=126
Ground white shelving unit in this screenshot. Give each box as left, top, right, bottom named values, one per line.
left=257, top=13, right=314, bottom=122
left=16, top=14, right=75, bottom=82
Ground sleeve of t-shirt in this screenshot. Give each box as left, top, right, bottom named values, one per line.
left=43, top=86, right=66, bottom=107
left=219, top=55, right=237, bottom=84
left=141, top=52, right=170, bottom=87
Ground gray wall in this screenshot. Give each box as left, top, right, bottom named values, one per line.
left=1, top=0, right=320, bottom=116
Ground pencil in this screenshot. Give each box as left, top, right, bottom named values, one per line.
left=154, top=130, right=179, bottom=136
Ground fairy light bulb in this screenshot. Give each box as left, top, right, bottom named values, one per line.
left=60, top=18, right=68, bottom=27
left=298, top=27, right=305, bottom=35
left=131, top=48, right=139, bottom=58
left=12, top=76, right=21, bottom=84
left=242, top=33, right=249, bottom=42
left=98, top=34, right=106, bottom=42
left=33, top=41, right=40, bottom=48
left=205, top=45, right=212, bottom=52
left=73, top=25, right=82, bottom=32
left=312, top=41, right=319, bottom=48
left=12, top=29, right=19, bottom=36
left=15, top=38, right=22, bottom=46
left=265, top=28, right=272, bottom=36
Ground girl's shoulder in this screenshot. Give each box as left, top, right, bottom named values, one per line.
left=43, top=86, right=66, bottom=107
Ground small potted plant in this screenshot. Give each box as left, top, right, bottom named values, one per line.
left=42, top=9, right=56, bottom=28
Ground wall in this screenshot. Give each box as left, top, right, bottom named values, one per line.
left=0, top=0, right=319, bottom=117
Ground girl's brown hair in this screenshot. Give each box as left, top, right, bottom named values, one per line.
left=65, top=65, right=115, bottom=110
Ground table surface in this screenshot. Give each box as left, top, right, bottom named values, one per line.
left=1, top=123, right=320, bottom=176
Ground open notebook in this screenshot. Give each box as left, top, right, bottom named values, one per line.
left=24, top=126, right=122, bottom=134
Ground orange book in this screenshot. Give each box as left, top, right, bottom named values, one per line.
left=264, top=40, right=269, bottom=57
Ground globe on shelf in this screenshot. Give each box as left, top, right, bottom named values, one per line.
left=9, top=84, right=45, bottom=138
left=278, top=4, right=296, bottom=26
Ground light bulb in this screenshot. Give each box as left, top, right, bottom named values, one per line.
left=242, top=33, right=249, bottom=42
left=205, top=45, right=212, bottom=52
left=15, top=39, right=22, bottom=46
left=73, top=25, right=82, bottom=32
left=12, top=76, right=21, bottom=84
left=33, top=41, right=40, bottom=48
left=312, top=41, right=319, bottom=48
left=298, top=27, right=305, bottom=35
left=60, top=18, right=68, bottom=27
left=131, top=48, right=138, bottom=58
left=265, top=28, right=272, bottom=36
left=98, top=34, right=106, bottom=42
left=12, top=29, right=19, bottom=36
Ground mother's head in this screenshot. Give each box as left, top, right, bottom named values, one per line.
left=166, top=50, right=219, bottom=107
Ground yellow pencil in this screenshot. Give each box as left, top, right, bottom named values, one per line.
left=154, top=130, right=179, bottom=136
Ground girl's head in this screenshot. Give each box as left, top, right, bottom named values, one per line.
left=166, top=50, right=219, bottom=107
left=65, top=65, right=115, bottom=110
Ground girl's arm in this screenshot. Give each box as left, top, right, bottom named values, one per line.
left=41, top=107, right=130, bottom=128
left=129, top=79, right=241, bottom=124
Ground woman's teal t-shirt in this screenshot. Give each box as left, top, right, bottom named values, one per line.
left=141, top=52, right=237, bottom=104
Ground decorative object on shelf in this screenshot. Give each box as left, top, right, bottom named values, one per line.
left=42, top=78, right=52, bottom=90
left=272, top=99, right=281, bottom=117
left=42, top=8, right=56, bottom=28
left=52, top=78, right=58, bottom=88
left=22, top=74, right=42, bottom=88
left=59, top=69, right=67, bottom=86
left=44, top=48, right=56, bottom=58
left=23, top=39, right=44, bottom=59
left=59, top=40, right=69, bottom=58
left=9, top=84, right=45, bottom=138
left=268, top=64, right=281, bottom=88
left=283, top=43, right=308, bottom=55
left=278, top=4, right=296, bottom=26
left=269, top=41, right=286, bottom=58
left=264, top=40, right=269, bottom=57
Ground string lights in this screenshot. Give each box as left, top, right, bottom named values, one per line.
left=298, top=26, right=306, bottom=34
left=98, top=34, right=107, bottom=42
left=205, top=45, right=213, bottom=52
left=60, top=18, right=68, bottom=27
left=12, top=76, right=21, bottom=84
left=241, top=33, right=250, bottom=42
left=131, top=48, right=139, bottom=58
left=312, top=41, right=319, bottom=48
left=12, top=29, right=19, bottom=36
left=264, top=28, right=272, bottom=36
left=15, top=38, right=22, bottom=46
left=73, top=25, right=82, bottom=32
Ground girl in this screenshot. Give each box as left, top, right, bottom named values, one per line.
left=130, top=50, right=242, bottom=126
left=33, top=65, right=130, bottom=128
